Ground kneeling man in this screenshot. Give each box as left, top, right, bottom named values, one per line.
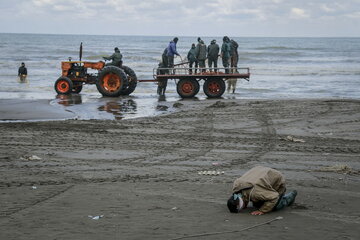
left=227, top=166, right=297, bottom=215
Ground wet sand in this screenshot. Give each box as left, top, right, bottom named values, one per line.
left=0, top=98, right=359, bottom=240
left=0, top=99, right=75, bottom=121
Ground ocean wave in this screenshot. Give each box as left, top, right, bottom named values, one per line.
left=255, top=46, right=323, bottom=51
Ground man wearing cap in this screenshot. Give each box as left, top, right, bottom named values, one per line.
left=207, top=39, right=220, bottom=72
left=103, top=47, right=123, bottom=67
left=227, top=166, right=297, bottom=215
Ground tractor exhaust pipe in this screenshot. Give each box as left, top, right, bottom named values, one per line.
left=79, top=42, right=83, bottom=61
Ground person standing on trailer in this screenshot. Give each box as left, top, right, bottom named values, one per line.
left=221, top=36, right=231, bottom=74
left=187, top=43, right=197, bottom=74
left=166, top=37, right=180, bottom=73
left=207, top=39, right=220, bottom=72
left=230, top=39, right=239, bottom=73
left=18, top=62, right=27, bottom=82
left=195, top=39, right=207, bottom=73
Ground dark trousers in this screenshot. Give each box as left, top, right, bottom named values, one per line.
left=189, top=60, right=198, bottom=74
left=230, top=54, right=238, bottom=73
left=167, top=56, right=175, bottom=74
left=222, top=57, right=230, bottom=73
left=157, top=79, right=168, bottom=95
left=208, top=57, right=218, bottom=72
left=198, top=59, right=206, bottom=72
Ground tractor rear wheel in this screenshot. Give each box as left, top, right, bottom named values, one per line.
left=72, top=84, right=83, bottom=93
left=96, top=66, right=128, bottom=97
left=203, top=78, right=225, bottom=98
left=55, top=77, right=73, bottom=95
left=177, top=79, right=200, bottom=98
left=119, top=65, right=137, bottom=95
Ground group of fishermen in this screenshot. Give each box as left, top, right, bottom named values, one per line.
left=157, top=36, right=239, bottom=95
left=186, top=36, right=239, bottom=74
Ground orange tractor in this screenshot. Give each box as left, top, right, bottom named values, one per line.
left=54, top=43, right=137, bottom=97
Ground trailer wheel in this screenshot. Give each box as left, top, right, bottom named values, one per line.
left=203, top=78, right=225, bottom=98
left=177, top=79, right=200, bottom=98
left=119, top=65, right=138, bottom=95
left=96, top=66, right=127, bottom=97
left=72, top=84, right=83, bottom=93
left=55, top=77, right=73, bottom=95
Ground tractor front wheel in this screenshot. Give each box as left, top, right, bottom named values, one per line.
left=203, top=78, right=225, bottom=98
left=96, top=66, right=128, bottom=97
left=55, top=77, right=73, bottom=95
left=177, top=78, right=200, bottom=98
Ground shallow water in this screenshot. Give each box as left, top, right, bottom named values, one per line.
left=1, top=33, right=359, bottom=120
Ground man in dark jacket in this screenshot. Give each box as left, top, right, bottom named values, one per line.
left=167, top=37, right=180, bottom=71
left=187, top=43, right=197, bottom=74
left=103, top=47, right=123, bottom=67
left=221, top=36, right=231, bottom=73
left=207, top=39, right=220, bottom=72
left=230, top=39, right=239, bottom=73
left=195, top=39, right=207, bottom=72
left=157, top=48, right=169, bottom=95
left=18, top=62, right=27, bottom=82
left=227, top=166, right=297, bottom=215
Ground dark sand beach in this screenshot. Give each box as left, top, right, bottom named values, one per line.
left=0, top=98, right=359, bottom=239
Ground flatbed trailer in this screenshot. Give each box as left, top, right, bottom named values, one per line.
left=138, top=65, right=250, bottom=98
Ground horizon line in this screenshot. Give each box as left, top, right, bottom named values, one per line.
left=1, top=32, right=359, bottom=38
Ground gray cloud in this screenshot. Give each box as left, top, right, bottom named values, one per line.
left=0, top=0, right=359, bottom=36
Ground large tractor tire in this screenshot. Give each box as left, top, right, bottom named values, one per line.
left=203, top=78, right=225, bottom=98
left=119, top=65, right=138, bottom=95
left=72, top=84, right=83, bottom=93
left=55, top=77, right=73, bottom=95
left=96, top=66, right=128, bottom=97
left=177, top=78, right=200, bottom=98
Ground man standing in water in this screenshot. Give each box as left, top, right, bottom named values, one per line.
left=227, top=166, right=297, bottom=215
left=18, top=62, right=27, bottom=82
left=103, top=47, right=123, bottom=67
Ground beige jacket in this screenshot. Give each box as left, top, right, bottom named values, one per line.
left=232, top=166, right=286, bottom=213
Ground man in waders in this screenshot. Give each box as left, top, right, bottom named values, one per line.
left=227, top=166, right=297, bottom=215
left=207, top=39, right=220, bottom=72
left=221, top=36, right=231, bottom=74
left=195, top=40, right=207, bottom=73
left=18, top=62, right=27, bottom=82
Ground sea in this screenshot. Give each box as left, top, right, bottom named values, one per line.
left=0, top=33, right=359, bottom=120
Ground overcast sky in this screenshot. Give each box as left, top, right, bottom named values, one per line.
left=0, top=0, right=359, bottom=37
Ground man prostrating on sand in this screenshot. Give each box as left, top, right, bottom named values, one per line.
left=227, top=166, right=297, bottom=215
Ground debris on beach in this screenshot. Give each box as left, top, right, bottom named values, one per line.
left=208, top=101, right=226, bottom=108
left=173, top=102, right=183, bottom=108
left=317, top=164, right=358, bottom=174
left=88, top=215, right=104, bottom=220
left=198, top=170, right=225, bottom=176
left=207, top=101, right=238, bottom=108
left=156, top=105, right=168, bottom=111
left=280, top=135, right=306, bottom=143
